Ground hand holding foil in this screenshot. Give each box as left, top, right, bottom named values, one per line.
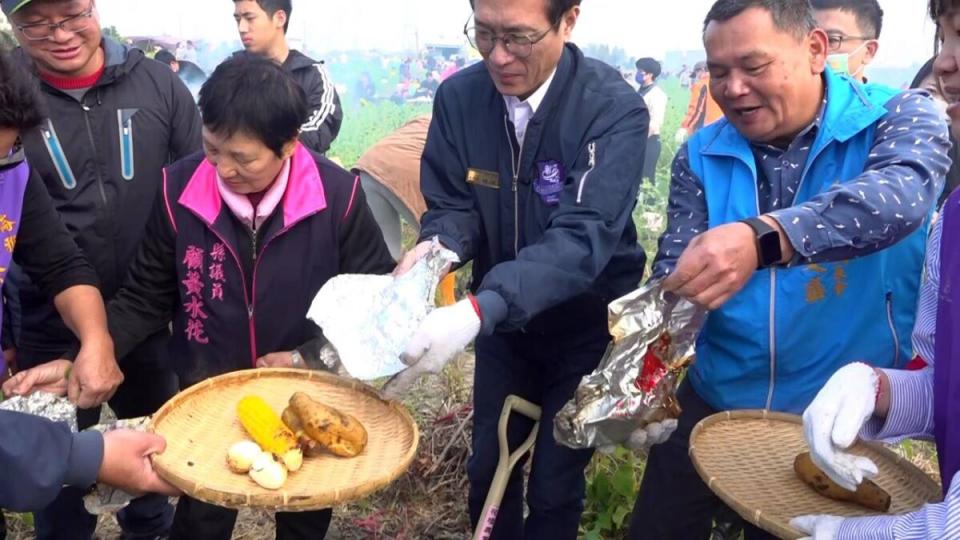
left=307, top=237, right=460, bottom=380
left=553, top=280, right=707, bottom=449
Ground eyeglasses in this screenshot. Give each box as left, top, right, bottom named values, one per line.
left=825, top=32, right=875, bottom=52
left=464, top=24, right=553, bottom=59
left=15, top=8, right=95, bottom=41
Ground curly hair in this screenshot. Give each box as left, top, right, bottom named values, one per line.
left=0, top=50, right=46, bottom=131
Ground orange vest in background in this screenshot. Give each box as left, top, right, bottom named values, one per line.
left=681, top=74, right=723, bottom=133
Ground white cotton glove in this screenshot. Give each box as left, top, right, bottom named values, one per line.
left=674, top=128, right=689, bottom=145
left=382, top=299, right=481, bottom=399
left=598, top=419, right=679, bottom=454
left=802, top=362, right=880, bottom=492
left=790, top=514, right=844, bottom=540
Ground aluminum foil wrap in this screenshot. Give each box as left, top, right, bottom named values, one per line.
left=0, top=391, right=156, bottom=514
left=0, top=391, right=78, bottom=432
left=307, top=237, right=459, bottom=380
left=554, top=280, right=707, bottom=449
left=82, top=416, right=152, bottom=515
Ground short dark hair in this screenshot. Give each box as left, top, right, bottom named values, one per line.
left=468, top=0, right=582, bottom=27
left=635, top=57, right=662, bottom=79
left=198, top=55, right=307, bottom=158
left=0, top=50, right=46, bottom=131
left=930, top=0, right=960, bottom=20
left=234, top=0, right=292, bottom=33
left=703, top=0, right=817, bottom=40
left=809, top=0, right=883, bottom=38
left=154, top=49, right=177, bottom=67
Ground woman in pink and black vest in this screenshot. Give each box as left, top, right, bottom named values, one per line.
left=105, top=55, right=392, bottom=539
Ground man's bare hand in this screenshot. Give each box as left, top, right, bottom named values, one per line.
left=69, top=337, right=123, bottom=409
left=663, top=222, right=760, bottom=309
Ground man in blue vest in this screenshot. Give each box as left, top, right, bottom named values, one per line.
left=627, top=1, right=951, bottom=539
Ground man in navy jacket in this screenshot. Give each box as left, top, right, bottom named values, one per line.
left=0, top=410, right=177, bottom=513
left=389, top=0, right=649, bottom=537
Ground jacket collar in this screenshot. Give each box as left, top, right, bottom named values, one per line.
left=701, top=68, right=888, bottom=158
left=179, top=142, right=327, bottom=228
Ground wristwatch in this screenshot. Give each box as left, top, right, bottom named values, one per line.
left=290, top=350, right=305, bottom=369
left=739, top=217, right=783, bottom=269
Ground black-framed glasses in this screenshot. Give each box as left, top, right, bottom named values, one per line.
left=15, top=8, right=95, bottom=41
left=825, top=32, right=875, bottom=52
left=464, top=24, right=553, bottom=59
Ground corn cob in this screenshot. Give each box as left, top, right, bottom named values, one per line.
left=236, top=395, right=303, bottom=471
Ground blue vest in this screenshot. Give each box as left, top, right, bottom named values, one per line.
left=686, top=71, right=927, bottom=413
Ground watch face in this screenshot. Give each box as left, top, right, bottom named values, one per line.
left=758, top=230, right=782, bottom=266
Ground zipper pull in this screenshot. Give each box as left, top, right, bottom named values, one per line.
left=248, top=306, right=254, bottom=319
left=587, top=141, right=596, bottom=168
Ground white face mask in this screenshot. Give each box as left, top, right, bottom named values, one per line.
left=826, top=41, right=873, bottom=78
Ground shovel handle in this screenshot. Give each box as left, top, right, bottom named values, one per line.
left=473, top=395, right=542, bottom=540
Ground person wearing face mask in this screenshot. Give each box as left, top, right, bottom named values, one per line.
left=811, top=0, right=883, bottom=82
left=635, top=57, right=668, bottom=183
left=626, top=0, right=950, bottom=538
left=10, top=55, right=395, bottom=540
left=789, top=6, right=960, bottom=538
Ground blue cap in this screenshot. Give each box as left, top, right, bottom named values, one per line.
left=1, top=0, right=32, bottom=15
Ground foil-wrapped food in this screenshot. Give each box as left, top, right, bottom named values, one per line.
left=0, top=391, right=78, bottom=432
left=0, top=391, right=153, bottom=514
left=307, top=237, right=459, bottom=380
left=554, top=280, right=707, bottom=449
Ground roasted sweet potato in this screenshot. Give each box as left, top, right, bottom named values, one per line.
left=794, top=452, right=891, bottom=512
left=289, top=392, right=367, bottom=458
left=281, top=406, right=324, bottom=458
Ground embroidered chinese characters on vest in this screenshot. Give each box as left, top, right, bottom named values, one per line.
left=180, top=242, right=229, bottom=344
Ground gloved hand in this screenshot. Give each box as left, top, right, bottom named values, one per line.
left=674, top=127, right=689, bottom=145
left=790, top=514, right=844, bottom=540
left=802, top=362, right=880, bottom=491
left=598, top=419, right=678, bottom=454
left=382, top=299, right=481, bottom=399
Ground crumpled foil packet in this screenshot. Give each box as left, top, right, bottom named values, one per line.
left=554, top=280, right=707, bottom=449
left=0, top=391, right=78, bottom=432
left=0, top=391, right=153, bottom=514
left=82, top=416, right=152, bottom=515
left=307, top=237, right=459, bottom=380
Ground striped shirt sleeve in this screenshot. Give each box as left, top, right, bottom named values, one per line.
left=837, top=470, right=960, bottom=539
left=859, top=215, right=941, bottom=442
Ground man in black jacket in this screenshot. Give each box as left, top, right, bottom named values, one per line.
left=2, top=0, right=202, bottom=538
left=233, top=0, right=343, bottom=154
left=388, top=0, right=649, bottom=538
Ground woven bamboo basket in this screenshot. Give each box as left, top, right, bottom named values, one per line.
left=689, top=410, right=941, bottom=539
left=148, top=368, right=419, bottom=511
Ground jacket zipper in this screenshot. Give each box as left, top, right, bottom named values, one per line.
left=764, top=268, right=777, bottom=410
left=576, top=141, right=597, bottom=204
left=503, top=116, right=523, bottom=256
left=885, top=292, right=901, bottom=368
left=80, top=102, right=109, bottom=206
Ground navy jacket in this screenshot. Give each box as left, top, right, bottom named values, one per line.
left=419, top=44, right=649, bottom=334
left=0, top=411, right=102, bottom=512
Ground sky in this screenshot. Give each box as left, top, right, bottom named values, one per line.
left=92, top=0, right=937, bottom=69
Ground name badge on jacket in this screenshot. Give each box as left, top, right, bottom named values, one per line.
left=535, top=160, right=565, bottom=206
left=466, top=168, right=500, bottom=189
